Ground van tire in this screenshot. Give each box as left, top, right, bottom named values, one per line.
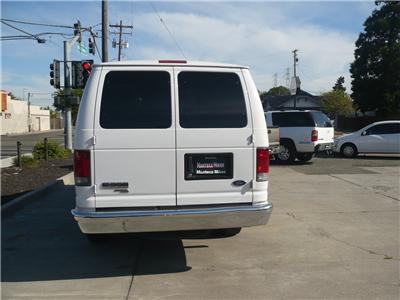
left=296, top=153, right=313, bottom=162
left=340, top=143, right=358, bottom=158
left=276, top=140, right=296, bottom=163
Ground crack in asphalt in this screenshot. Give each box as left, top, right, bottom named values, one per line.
left=125, top=239, right=144, bottom=300
left=327, top=235, right=398, bottom=261
left=286, top=212, right=399, bottom=261
left=329, top=174, right=400, bottom=202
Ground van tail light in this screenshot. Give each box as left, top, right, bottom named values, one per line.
left=256, top=148, right=269, bottom=181
left=74, top=150, right=91, bottom=186
left=311, top=130, right=318, bottom=142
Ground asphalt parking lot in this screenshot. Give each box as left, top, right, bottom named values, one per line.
left=2, top=156, right=399, bottom=299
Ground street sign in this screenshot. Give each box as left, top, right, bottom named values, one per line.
left=77, top=44, right=88, bottom=55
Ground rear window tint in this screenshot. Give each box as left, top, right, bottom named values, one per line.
left=100, top=71, right=171, bottom=129
left=178, top=72, right=247, bottom=128
left=272, top=112, right=314, bottom=127
left=310, top=112, right=332, bottom=128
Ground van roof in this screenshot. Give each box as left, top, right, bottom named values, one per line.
left=97, top=60, right=249, bottom=69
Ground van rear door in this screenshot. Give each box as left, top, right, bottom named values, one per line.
left=174, top=68, right=254, bottom=206
left=93, top=67, right=176, bottom=208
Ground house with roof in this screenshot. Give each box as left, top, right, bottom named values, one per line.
left=261, top=89, right=322, bottom=111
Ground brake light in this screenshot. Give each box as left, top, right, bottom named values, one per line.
left=311, top=130, right=318, bottom=142
left=256, top=148, right=269, bottom=181
left=74, top=150, right=91, bottom=186
left=158, top=60, right=187, bottom=64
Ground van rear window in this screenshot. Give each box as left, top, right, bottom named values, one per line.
left=100, top=71, right=171, bottom=129
left=178, top=72, right=247, bottom=128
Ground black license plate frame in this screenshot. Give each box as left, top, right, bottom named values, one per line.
left=185, top=153, right=233, bottom=180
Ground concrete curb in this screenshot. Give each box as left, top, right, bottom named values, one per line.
left=1, top=172, right=74, bottom=217
left=1, top=129, right=64, bottom=137
left=1, top=153, right=33, bottom=169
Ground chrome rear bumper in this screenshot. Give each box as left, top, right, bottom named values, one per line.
left=71, top=202, right=273, bottom=234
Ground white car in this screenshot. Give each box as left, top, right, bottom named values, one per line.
left=334, top=121, right=400, bottom=157
left=72, top=60, right=273, bottom=240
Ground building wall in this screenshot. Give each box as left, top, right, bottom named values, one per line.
left=0, top=91, right=50, bottom=135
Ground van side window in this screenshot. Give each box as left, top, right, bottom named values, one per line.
left=178, top=72, right=247, bottom=128
left=100, top=71, right=172, bottom=129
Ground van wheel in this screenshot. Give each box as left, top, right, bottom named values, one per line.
left=340, top=143, right=358, bottom=158
left=296, top=153, right=313, bottom=162
left=85, top=234, right=108, bottom=243
left=276, top=141, right=296, bottom=163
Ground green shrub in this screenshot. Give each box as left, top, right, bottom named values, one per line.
left=33, top=140, right=72, bottom=160
left=13, top=155, right=38, bottom=168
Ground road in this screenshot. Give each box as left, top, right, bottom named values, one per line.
left=2, top=156, right=399, bottom=299
left=1, top=130, right=66, bottom=158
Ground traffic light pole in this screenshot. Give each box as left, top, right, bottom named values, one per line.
left=63, top=35, right=81, bottom=150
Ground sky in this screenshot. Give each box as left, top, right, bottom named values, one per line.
left=1, top=0, right=377, bottom=107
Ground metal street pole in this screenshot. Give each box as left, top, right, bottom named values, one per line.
left=63, top=35, right=80, bottom=150
left=118, top=20, right=122, bottom=61
left=102, top=0, right=109, bottom=62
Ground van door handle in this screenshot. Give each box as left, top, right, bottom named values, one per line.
left=232, top=180, right=246, bottom=187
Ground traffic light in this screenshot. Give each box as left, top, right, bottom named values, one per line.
left=74, top=21, right=82, bottom=43
left=88, top=37, right=95, bottom=55
left=50, top=59, right=60, bottom=89
left=71, top=61, right=84, bottom=88
left=71, top=60, right=93, bottom=88
left=82, top=60, right=93, bottom=87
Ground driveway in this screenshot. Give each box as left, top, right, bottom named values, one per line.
left=2, top=156, right=399, bottom=299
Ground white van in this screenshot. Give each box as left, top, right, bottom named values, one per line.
left=71, top=60, right=273, bottom=238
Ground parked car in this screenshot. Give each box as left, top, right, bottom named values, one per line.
left=267, top=124, right=281, bottom=155
left=334, top=121, right=400, bottom=157
left=265, top=110, right=334, bottom=163
left=72, top=60, right=273, bottom=240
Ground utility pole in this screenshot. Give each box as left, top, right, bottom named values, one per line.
left=285, top=68, right=290, bottom=88
left=110, top=21, right=133, bottom=61
left=102, top=0, right=109, bottom=62
left=63, top=34, right=81, bottom=150
left=292, top=49, right=298, bottom=78
left=273, top=73, right=278, bottom=88
left=292, top=49, right=299, bottom=108
left=27, top=92, right=31, bottom=132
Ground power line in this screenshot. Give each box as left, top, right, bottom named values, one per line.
left=149, top=2, right=187, bottom=60
left=1, top=20, right=46, bottom=43
left=1, top=18, right=73, bottom=29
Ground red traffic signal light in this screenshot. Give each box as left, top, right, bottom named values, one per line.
left=83, top=62, right=91, bottom=71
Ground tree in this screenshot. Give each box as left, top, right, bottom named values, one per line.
left=350, top=1, right=400, bottom=116
left=7, top=92, right=21, bottom=100
left=333, top=76, right=346, bottom=92
left=53, top=88, right=82, bottom=124
left=321, top=90, right=354, bottom=116
left=266, top=86, right=290, bottom=96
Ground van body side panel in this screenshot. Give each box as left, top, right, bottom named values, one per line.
left=242, top=69, right=269, bottom=204
left=93, top=66, right=176, bottom=208
left=175, top=67, right=254, bottom=206
left=74, top=67, right=103, bottom=211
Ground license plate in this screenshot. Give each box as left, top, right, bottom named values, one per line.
left=185, top=153, right=233, bottom=180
